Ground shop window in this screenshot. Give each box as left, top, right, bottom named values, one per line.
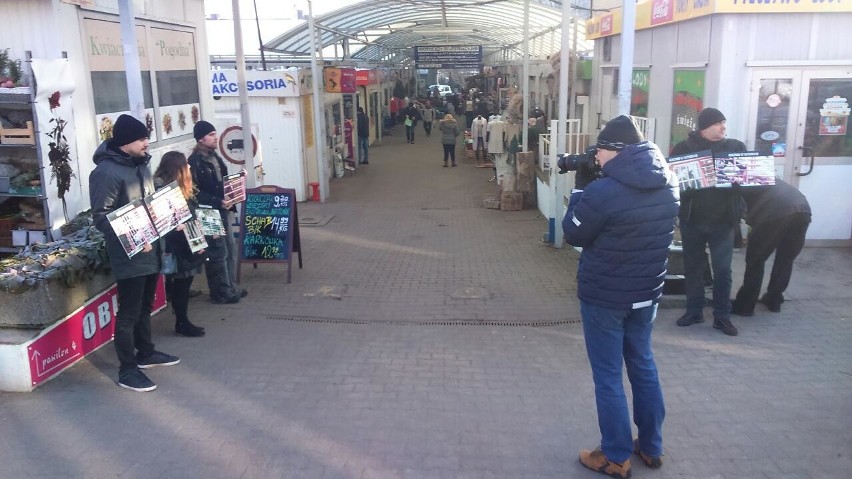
left=803, top=79, right=852, bottom=157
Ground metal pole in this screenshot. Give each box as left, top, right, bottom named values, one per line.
left=307, top=0, right=328, bottom=201
left=118, top=0, right=144, bottom=120
left=554, top=0, right=572, bottom=249
left=618, top=0, right=636, bottom=115
left=253, top=0, right=267, bottom=71
left=232, top=0, right=257, bottom=187
left=521, top=0, right=530, bottom=163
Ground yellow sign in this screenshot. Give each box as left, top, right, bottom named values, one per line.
left=586, top=0, right=852, bottom=39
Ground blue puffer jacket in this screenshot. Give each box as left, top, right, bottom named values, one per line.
left=563, top=142, right=680, bottom=310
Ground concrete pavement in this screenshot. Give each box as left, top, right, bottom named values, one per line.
left=1, top=128, right=850, bottom=478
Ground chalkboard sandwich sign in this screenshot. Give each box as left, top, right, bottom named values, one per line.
left=238, top=185, right=302, bottom=283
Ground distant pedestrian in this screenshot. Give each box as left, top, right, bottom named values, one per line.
left=89, top=114, right=181, bottom=392
left=421, top=101, right=436, bottom=137
left=564, top=116, right=679, bottom=478
left=356, top=107, right=370, bottom=165
left=438, top=113, right=460, bottom=167
left=732, top=178, right=811, bottom=315
left=402, top=103, right=420, bottom=144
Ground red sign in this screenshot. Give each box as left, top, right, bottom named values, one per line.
left=601, top=14, right=614, bottom=36
left=651, top=0, right=674, bottom=25
left=27, top=275, right=167, bottom=388
left=356, top=69, right=370, bottom=86
left=340, top=68, right=356, bottom=93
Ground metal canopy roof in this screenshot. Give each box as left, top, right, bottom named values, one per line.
left=263, top=0, right=592, bottom=66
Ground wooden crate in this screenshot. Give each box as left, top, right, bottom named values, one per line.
left=0, top=121, right=35, bottom=145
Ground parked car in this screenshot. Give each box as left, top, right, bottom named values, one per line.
left=428, top=84, right=453, bottom=98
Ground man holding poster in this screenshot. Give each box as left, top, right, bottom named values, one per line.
left=89, top=114, right=181, bottom=392
left=670, top=108, right=746, bottom=337
left=189, top=120, right=247, bottom=304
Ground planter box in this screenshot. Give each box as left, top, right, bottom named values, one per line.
left=0, top=272, right=115, bottom=329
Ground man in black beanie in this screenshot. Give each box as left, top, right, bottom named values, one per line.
left=670, top=108, right=747, bottom=336
left=89, top=114, right=180, bottom=392
left=188, top=120, right=246, bottom=304
left=564, top=115, right=679, bottom=478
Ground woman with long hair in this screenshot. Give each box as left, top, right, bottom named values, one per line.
left=438, top=113, right=461, bottom=167
left=154, top=151, right=206, bottom=337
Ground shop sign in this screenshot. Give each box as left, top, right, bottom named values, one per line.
left=211, top=70, right=299, bottom=97
left=670, top=70, right=706, bottom=150
left=26, top=277, right=167, bottom=388
left=818, top=96, right=850, bottom=136
left=414, top=45, right=482, bottom=69
left=324, top=67, right=356, bottom=93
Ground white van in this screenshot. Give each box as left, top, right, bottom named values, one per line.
left=428, top=84, right=453, bottom=98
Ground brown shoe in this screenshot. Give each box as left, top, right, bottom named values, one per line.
left=632, top=438, right=663, bottom=469
left=579, top=447, right=632, bottom=478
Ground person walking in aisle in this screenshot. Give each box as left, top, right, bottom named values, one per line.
left=402, top=102, right=420, bottom=144
left=438, top=113, right=461, bottom=167
left=731, top=178, right=811, bottom=315
left=356, top=107, right=370, bottom=165
left=89, top=114, right=180, bottom=392
left=670, top=107, right=746, bottom=336
left=188, top=120, right=246, bottom=304
left=564, top=116, right=679, bottom=478
left=154, top=151, right=207, bottom=337
left=421, top=101, right=436, bottom=137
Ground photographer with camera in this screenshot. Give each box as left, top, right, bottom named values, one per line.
left=562, top=115, right=679, bottom=478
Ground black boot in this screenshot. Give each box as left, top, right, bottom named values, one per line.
left=176, top=320, right=206, bottom=337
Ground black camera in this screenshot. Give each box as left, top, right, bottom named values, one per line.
left=556, top=146, right=601, bottom=176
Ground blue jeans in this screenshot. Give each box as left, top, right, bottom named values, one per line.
left=681, top=221, right=734, bottom=318
left=581, top=301, right=665, bottom=463
left=358, top=136, right=369, bottom=163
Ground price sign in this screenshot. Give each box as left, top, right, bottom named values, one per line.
left=238, top=185, right=302, bottom=283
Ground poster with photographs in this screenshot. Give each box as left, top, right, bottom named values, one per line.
left=144, top=181, right=193, bottom=237
left=222, top=172, right=246, bottom=209
left=196, top=206, right=226, bottom=236
left=668, top=150, right=716, bottom=192
left=106, top=199, right=160, bottom=258
left=714, top=152, right=776, bottom=187
left=182, top=219, right=208, bottom=253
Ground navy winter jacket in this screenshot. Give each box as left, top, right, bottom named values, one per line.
left=563, top=142, right=680, bottom=310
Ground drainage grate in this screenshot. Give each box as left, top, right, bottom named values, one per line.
left=266, top=315, right=581, bottom=327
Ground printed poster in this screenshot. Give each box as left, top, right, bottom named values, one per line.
left=222, top=172, right=247, bottom=209
left=143, top=181, right=192, bottom=237
left=106, top=199, right=159, bottom=258
left=670, top=70, right=705, bottom=151
left=196, top=207, right=226, bottom=236
left=668, top=150, right=716, bottom=191
left=714, top=152, right=776, bottom=187
left=182, top=219, right=208, bottom=253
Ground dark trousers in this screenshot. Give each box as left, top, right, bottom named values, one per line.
left=442, top=144, right=456, bottom=164
left=734, top=213, right=810, bottom=309
left=205, top=234, right=236, bottom=300
left=115, top=273, right=159, bottom=374
left=465, top=112, right=474, bottom=128
left=406, top=125, right=415, bottom=142
left=423, top=121, right=433, bottom=136
left=474, top=137, right=486, bottom=161
left=170, top=275, right=195, bottom=327
left=681, top=221, right=735, bottom=319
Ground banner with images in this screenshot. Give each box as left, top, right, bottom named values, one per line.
left=182, top=219, right=208, bottom=253
left=196, top=207, right=226, bottom=236
left=669, top=150, right=776, bottom=192
left=222, top=172, right=246, bottom=209
left=106, top=199, right=159, bottom=258
left=143, top=181, right=192, bottom=237
left=670, top=70, right=705, bottom=151
left=631, top=69, right=650, bottom=117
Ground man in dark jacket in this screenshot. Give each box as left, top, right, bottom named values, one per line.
left=188, top=121, right=246, bottom=304
left=670, top=107, right=746, bottom=336
left=564, top=116, right=679, bottom=479
left=732, top=179, right=811, bottom=315
left=89, top=114, right=180, bottom=392
left=356, top=107, right=370, bottom=165
left=402, top=103, right=420, bottom=144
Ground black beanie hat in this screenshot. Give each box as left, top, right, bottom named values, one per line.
left=110, top=114, right=149, bottom=147
left=596, top=115, right=644, bottom=151
left=193, top=120, right=216, bottom=141
left=697, top=108, right=726, bottom=131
